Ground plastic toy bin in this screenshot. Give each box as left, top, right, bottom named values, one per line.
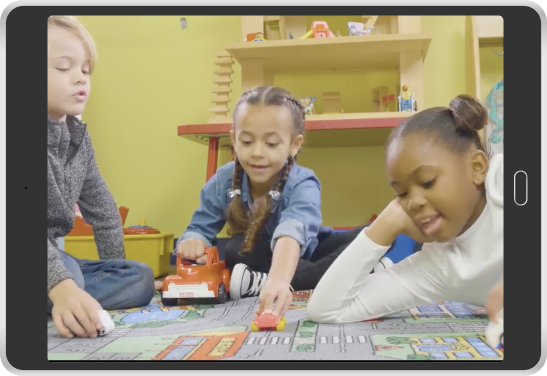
left=64, top=233, right=174, bottom=278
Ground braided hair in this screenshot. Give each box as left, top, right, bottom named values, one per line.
left=227, top=86, right=306, bottom=253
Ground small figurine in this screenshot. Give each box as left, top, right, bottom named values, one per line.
left=251, top=313, right=287, bottom=332
left=398, top=85, right=417, bottom=112
left=299, top=96, right=316, bottom=116
left=253, top=32, right=265, bottom=42
left=348, top=22, right=374, bottom=36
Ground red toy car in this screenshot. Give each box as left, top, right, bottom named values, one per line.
left=251, top=313, right=286, bottom=332
left=161, top=246, right=230, bottom=306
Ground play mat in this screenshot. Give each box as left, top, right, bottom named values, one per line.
left=47, top=291, right=503, bottom=361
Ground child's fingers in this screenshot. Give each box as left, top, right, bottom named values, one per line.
left=72, top=303, right=97, bottom=337
left=273, top=292, right=292, bottom=318
left=176, top=243, right=187, bottom=258
left=52, top=311, right=73, bottom=338
left=255, top=298, right=264, bottom=315
left=84, top=301, right=104, bottom=331
left=196, top=255, right=207, bottom=264
left=485, top=282, right=503, bottom=322
left=61, top=310, right=86, bottom=337
left=77, top=306, right=99, bottom=338
left=261, top=292, right=276, bottom=315
left=187, top=242, right=196, bottom=260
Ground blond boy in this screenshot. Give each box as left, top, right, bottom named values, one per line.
left=47, top=16, right=155, bottom=338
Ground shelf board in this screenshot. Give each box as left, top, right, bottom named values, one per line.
left=224, top=33, right=432, bottom=73
left=178, top=112, right=416, bottom=148
left=478, top=36, right=503, bottom=47
left=475, top=15, right=503, bottom=47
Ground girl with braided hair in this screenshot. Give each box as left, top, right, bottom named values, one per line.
left=175, top=86, right=359, bottom=318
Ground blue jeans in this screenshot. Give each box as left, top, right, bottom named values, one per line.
left=47, top=251, right=155, bottom=313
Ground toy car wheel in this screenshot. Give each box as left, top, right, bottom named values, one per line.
left=161, top=297, right=179, bottom=307
left=251, top=321, right=259, bottom=332
left=275, top=320, right=286, bottom=331
left=216, top=283, right=228, bottom=303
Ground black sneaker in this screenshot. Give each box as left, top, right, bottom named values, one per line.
left=230, top=263, right=268, bottom=300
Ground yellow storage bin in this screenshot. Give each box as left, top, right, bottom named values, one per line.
left=64, top=233, right=174, bottom=278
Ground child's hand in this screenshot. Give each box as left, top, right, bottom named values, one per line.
left=176, top=239, right=207, bottom=264
left=486, top=281, right=503, bottom=322
left=368, top=199, right=431, bottom=246
left=256, top=277, right=293, bottom=319
left=48, top=279, right=104, bottom=338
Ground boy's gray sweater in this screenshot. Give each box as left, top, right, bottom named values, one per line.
left=47, top=116, right=125, bottom=293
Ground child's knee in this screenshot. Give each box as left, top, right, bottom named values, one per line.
left=224, top=234, right=245, bottom=268
left=225, top=234, right=244, bottom=254
left=126, top=261, right=155, bottom=306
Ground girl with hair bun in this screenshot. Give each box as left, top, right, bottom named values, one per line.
left=308, top=94, right=504, bottom=324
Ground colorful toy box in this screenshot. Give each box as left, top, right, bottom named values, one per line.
left=64, top=206, right=173, bottom=278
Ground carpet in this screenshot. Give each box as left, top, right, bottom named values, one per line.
left=47, top=290, right=503, bottom=361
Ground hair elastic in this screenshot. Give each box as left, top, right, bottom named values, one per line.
left=227, top=188, right=241, bottom=198
left=268, top=190, right=281, bottom=200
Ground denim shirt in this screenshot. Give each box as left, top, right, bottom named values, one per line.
left=177, top=161, right=333, bottom=259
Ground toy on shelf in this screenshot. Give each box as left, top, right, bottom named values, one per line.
left=348, top=22, right=374, bottom=36
left=264, top=16, right=286, bottom=40
left=209, top=50, right=234, bottom=122
left=161, top=246, right=231, bottom=306
left=299, top=96, right=316, bottom=116
left=323, top=92, right=343, bottom=114
left=253, top=32, right=265, bottom=41
left=251, top=313, right=287, bottom=332
left=398, top=85, right=417, bottom=112
left=246, top=32, right=266, bottom=42
left=485, top=309, right=504, bottom=352
left=300, top=21, right=335, bottom=39
left=372, top=86, right=395, bottom=112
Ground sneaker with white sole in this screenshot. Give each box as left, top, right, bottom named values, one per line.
left=229, top=263, right=268, bottom=300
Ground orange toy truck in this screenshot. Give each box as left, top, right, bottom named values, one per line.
left=161, top=246, right=231, bottom=306
left=251, top=313, right=286, bottom=332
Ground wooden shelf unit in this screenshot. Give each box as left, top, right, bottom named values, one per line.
left=177, top=15, right=431, bottom=181
left=465, top=15, right=504, bottom=101
left=464, top=15, right=503, bottom=142
left=225, top=33, right=431, bottom=74
left=178, top=111, right=415, bottom=149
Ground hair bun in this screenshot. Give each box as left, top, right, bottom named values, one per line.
left=448, top=94, right=487, bottom=133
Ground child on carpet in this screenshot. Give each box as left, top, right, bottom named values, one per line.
left=307, top=94, right=503, bottom=323
left=47, top=16, right=155, bottom=339
left=176, top=86, right=410, bottom=319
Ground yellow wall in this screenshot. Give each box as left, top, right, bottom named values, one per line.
left=479, top=45, right=504, bottom=100
left=77, top=15, right=503, bottom=235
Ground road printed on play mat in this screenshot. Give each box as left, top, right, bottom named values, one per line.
left=47, top=292, right=502, bottom=361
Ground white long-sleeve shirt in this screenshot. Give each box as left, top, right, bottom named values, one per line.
left=307, top=154, right=504, bottom=323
